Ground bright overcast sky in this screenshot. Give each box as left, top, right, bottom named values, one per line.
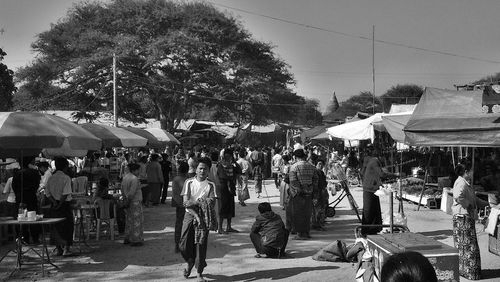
left=1, top=0, right=500, bottom=111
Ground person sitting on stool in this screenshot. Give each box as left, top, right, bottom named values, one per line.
left=250, top=202, right=289, bottom=258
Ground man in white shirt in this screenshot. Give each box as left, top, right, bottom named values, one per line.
left=38, top=162, right=52, bottom=193
left=271, top=148, right=283, bottom=189
left=45, top=158, right=74, bottom=256
left=236, top=150, right=252, bottom=206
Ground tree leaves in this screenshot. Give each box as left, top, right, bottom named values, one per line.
left=15, top=0, right=311, bottom=130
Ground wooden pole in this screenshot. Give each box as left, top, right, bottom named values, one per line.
left=113, top=53, right=118, bottom=127
left=417, top=150, right=433, bottom=211
left=372, top=25, right=375, bottom=114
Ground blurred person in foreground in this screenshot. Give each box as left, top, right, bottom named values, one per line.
left=381, top=251, right=437, bottom=282
left=250, top=202, right=289, bottom=258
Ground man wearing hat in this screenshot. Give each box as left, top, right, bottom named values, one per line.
left=287, top=145, right=318, bottom=240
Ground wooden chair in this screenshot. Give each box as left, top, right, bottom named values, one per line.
left=94, top=199, right=116, bottom=241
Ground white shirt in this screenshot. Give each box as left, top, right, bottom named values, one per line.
left=45, top=171, right=72, bottom=201
left=39, top=169, right=52, bottom=190
left=2, top=177, right=15, bottom=203
left=181, top=178, right=217, bottom=202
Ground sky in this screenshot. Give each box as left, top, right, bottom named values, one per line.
left=1, top=0, right=500, bottom=111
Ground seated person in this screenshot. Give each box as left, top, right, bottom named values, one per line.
left=93, top=177, right=114, bottom=201
left=250, top=202, right=289, bottom=258
left=93, top=177, right=126, bottom=234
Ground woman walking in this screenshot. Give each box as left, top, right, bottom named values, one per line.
left=122, top=163, right=144, bottom=246
left=146, top=154, right=164, bottom=205
left=452, top=162, right=488, bottom=280
left=179, top=157, right=218, bottom=282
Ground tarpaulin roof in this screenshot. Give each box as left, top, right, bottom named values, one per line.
left=388, top=104, right=417, bottom=114
left=404, top=87, right=500, bottom=147
left=301, top=125, right=327, bottom=142
left=241, top=123, right=281, bottom=133
left=326, top=113, right=383, bottom=142
left=381, top=112, right=413, bottom=143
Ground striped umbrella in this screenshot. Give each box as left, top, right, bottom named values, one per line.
left=80, top=123, right=148, bottom=148
left=121, top=127, right=165, bottom=148
left=0, top=112, right=101, bottom=157
left=144, top=128, right=180, bottom=145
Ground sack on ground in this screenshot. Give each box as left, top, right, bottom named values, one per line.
left=312, top=240, right=348, bottom=262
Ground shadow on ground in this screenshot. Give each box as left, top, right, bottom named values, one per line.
left=204, top=265, right=338, bottom=281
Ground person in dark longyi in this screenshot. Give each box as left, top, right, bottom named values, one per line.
left=12, top=156, right=41, bottom=244
left=250, top=202, right=289, bottom=258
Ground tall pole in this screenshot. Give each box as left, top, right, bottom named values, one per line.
left=113, top=53, right=118, bottom=127
left=372, top=25, right=375, bottom=114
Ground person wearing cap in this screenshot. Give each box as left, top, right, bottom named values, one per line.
left=287, top=147, right=318, bottom=240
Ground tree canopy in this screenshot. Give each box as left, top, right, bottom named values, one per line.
left=0, top=48, right=15, bottom=111
left=15, top=0, right=313, bottom=130
left=379, top=84, right=423, bottom=112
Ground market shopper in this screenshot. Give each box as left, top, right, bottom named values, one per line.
left=271, top=148, right=283, bottom=189
left=179, top=157, right=217, bottom=282
left=172, top=161, right=189, bottom=253
left=311, top=160, right=328, bottom=231
left=45, top=158, right=74, bottom=256
left=160, top=153, right=172, bottom=204
left=122, top=163, right=144, bottom=246
left=236, top=150, right=251, bottom=206
left=146, top=154, right=164, bottom=205
left=452, top=162, right=488, bottom=280
left=360, top=147, right=384, bottom=235
left=216, top=148, right=239, bottom=233
left=287, top=147, right=318, bottom=240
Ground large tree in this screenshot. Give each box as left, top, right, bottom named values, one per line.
left=379, top=84, right=423, bottom=112
left=15, top=0, right=304, bottom=130
left=0, top=48, right=16, bottom=111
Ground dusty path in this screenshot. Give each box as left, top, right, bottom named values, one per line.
left=1, top=179, right=500, bottom=281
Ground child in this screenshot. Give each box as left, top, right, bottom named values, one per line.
left=253, top=163, right=263, bottom=198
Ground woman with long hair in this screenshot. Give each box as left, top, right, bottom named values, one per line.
left=452, top=161, right=488, bottom=280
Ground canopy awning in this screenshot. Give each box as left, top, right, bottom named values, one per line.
left=404, top=87, right=500, bottom=147
left=326, top=113, right=383, bottom=142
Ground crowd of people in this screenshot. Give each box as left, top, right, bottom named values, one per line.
left=1, top=140, right=487, bottom=281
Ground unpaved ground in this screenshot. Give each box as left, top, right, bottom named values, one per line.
left=1, top=179, right=500, bottom=282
